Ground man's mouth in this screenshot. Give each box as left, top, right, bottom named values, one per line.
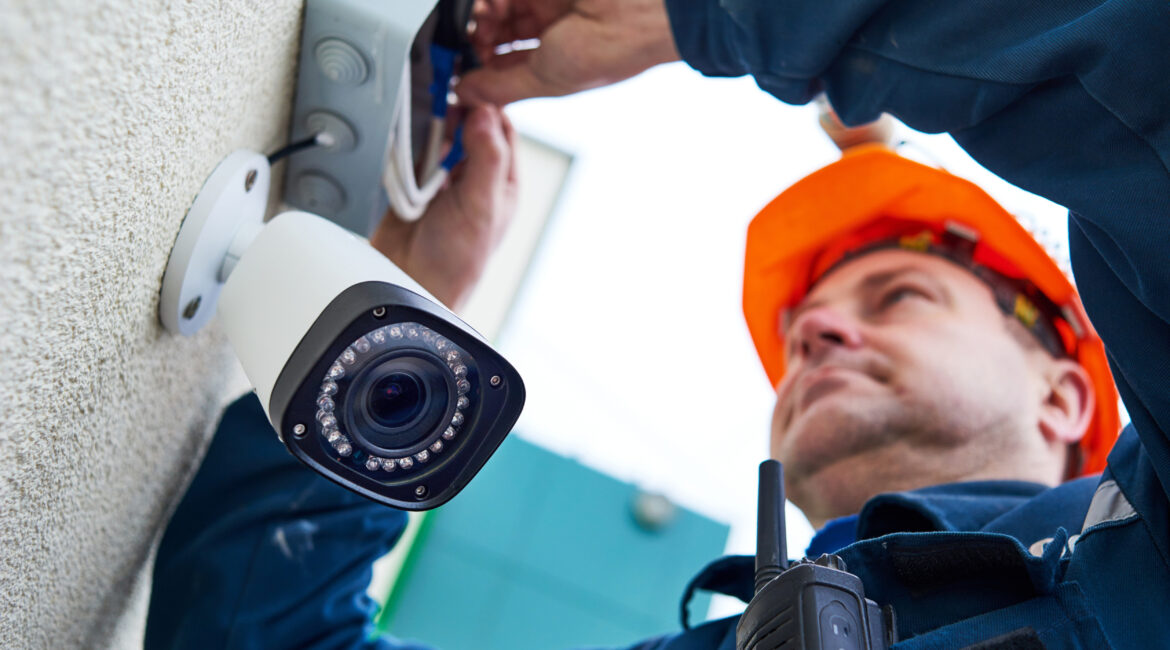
left=797, top=366, right=864, bottom=411
left=775, top=358, right=892, bottom=432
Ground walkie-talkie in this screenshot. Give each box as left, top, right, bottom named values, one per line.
left=736, top=461, right=896, bottom=650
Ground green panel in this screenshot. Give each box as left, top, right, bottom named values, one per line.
left=379, top=436, right=730, bottom=649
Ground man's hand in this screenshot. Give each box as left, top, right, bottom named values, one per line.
left=370, top=104, right=517, bottom=311
left=456, top=0, right=680, bottom=106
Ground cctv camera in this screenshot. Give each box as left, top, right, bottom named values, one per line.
left=221, top=210, right=524, bottom=509
left=159, top=151, right=524, bottom=510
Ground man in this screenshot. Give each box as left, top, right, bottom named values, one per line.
left=743, top=144, right=1117, bottom=529
left=148, top=0, right=1170, bottom=648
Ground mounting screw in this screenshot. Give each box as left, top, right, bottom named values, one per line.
left=414, top=485, right=427, bottom=498
left=182, top=296, right=202, bottom=320
left=372, top=306, right=386, bottom=318
left=489, top=375, right=502, bottom=388
left=244, top=169, right=258, bottom=192
left=631, top=491, right=678, bottom=532
left=292, top=423, right=306, bottom=438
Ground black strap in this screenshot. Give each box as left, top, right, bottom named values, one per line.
left=887, top=538, right=1031, bottom=598
left=678, top=555, right=754, bottom=629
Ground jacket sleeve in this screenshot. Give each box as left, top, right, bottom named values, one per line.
left=665, top=0, right=1170, bottom=504
left=146, top=393, right=434, bottom=650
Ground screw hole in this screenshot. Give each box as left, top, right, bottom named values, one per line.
left=372, top=306, right=387, bottom=318
left=244, top=169, right=258, bottom=192
left=182, top=296, right=202, bottom=320
left=414, top=485, right=427, bottom=499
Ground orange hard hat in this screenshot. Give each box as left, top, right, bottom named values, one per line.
left=742, top=145, right=1120, bottom=476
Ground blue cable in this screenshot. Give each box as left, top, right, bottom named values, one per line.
left=429, top=44, right=465, bottom=170
left=429, top=45, right=457, bottom=119
left=441, top=125, right=465, bottom=171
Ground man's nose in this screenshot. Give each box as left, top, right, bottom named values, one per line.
left=790, top=305, right=863, bottom=362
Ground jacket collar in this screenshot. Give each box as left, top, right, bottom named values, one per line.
left=857, top=480, right=1050, bottom=539
left=681, top=480, right=1056, bottom=622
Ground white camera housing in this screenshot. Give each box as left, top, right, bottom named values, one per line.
left=160, top=151, right=524, bottom=509
left=218, top=209, right=435, bottom=413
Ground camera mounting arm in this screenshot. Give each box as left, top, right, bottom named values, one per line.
left=159, top=150, right=271, bottom=336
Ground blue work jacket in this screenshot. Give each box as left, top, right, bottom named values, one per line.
left=147, top=0, right=1170, bottom=648
left=632, top=452, right=1145, bottom=648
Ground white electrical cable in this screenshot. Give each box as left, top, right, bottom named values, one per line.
left=383, top=86, right=426, bottom=219
left=393, top=104, right=447, bottom=203
left=382, top=62, right=450, bottom=222
left=384, top=164, right=427, bottom=220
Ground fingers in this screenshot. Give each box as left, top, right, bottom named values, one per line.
left=499, top=110, right=518, bottom=186
left=458, top=11, right=599, bottom=105
left=450, top=105, right=513, bottom=216
left=458, top=0, right=680, bottom=106
left=371, top=103, right=516, bottom=310
left=471, top=0, right=574, bottom=50
left=463, top=0, right=582, bottom=104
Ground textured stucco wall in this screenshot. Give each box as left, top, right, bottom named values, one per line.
left=0, top=2, right=303, bottom=647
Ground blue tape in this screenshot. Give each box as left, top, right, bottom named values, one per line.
left=441, top=124, right=465, bottom=171
left=429, top=45, right=457, bottom=118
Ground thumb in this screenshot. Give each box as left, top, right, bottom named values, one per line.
left=457, top=12, right=600, bottom=105
left=449, top=105, right=512, bottom=213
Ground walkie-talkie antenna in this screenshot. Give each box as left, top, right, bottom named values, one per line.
left=753, top=460, right=788, bottom=595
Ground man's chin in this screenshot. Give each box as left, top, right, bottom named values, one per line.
left=781, top=450, right=901, bottom=526
left=777, top=398, right=882, bottom=461
left=773, top=399, right=910, bottom=489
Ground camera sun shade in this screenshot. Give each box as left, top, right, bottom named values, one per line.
left=269, top=282, right=524, bottom=510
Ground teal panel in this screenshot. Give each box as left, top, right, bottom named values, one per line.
left=381, top=436, right=730, bottom=649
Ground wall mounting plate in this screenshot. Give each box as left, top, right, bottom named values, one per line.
left=159, top=150, right=271, bottom=336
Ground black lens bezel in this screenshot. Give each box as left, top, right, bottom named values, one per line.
left=269, top=281, right=524, bottom=511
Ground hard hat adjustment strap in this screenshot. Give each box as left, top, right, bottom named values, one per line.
left=823, top=225, right=1073, bottom=359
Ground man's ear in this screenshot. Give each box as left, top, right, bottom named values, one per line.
left=1038, top=358, right=1095, bottom=446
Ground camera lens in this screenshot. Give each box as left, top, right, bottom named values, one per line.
left=368, top=372, right=425, bottom=428
left=345, top=352, right=455, bottom=453
left=316, top=321, right=480, bottom=473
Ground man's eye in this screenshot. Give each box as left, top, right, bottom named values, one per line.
left=879, top=286, right=928, bottom=309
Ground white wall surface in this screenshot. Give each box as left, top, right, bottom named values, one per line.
left=0, top=2, right=302, bottom=647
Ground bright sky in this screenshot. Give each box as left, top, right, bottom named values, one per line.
left=493, top=62, right=1072, bottom=620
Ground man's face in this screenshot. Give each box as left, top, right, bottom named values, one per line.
left=771, top=249, right=1058, bottom=524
